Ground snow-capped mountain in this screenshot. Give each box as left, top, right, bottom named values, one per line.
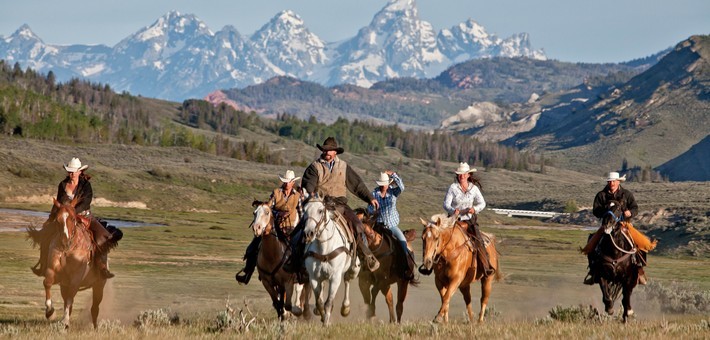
left=0, top=1, right=546, bottom=101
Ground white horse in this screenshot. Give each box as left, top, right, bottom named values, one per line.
left=302, top=196, right=360, bottom=325
left=251, top=200, right=310, bottom=320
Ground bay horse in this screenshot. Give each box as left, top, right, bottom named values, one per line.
left=302, top=196, right=359, bottom=325
left=26, top=198, right=106, bottom=328
left=419, top=213, right=501, bottom=323
left=250, top=200, right=310, bottom=320
left=593, top=200, right=640, bottom=322
left=356, top=209, right=418, bottom=323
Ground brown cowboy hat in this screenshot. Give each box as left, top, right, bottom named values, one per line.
left=316, top=137, right=344, bottom=154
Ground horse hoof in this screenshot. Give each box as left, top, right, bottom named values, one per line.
left=341, top=305, right=350, bottom=317
left=433, top=315, right=444, bottom=323
left=606, top=308, right=614, bottom=315
left=45, top=307, right=55, bottom=319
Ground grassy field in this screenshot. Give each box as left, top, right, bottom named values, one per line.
left=1, top=137, right=708, bottom=338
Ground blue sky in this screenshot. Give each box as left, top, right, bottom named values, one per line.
left=1, top=0, right=708, bottom=63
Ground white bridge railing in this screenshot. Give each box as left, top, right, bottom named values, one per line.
left=489, top=208, right=569, bottom=218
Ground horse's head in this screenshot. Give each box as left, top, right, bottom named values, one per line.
left=419, top=215, right=448, bottom=273
left=302, top=196, right=335, bottom=243
left=601, top=200, right=625, bottom=234
left=251, top=200, right=273, bottom=237
left=46, top=198, right=79, bottom=245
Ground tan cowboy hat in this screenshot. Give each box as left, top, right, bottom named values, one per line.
left=454, top=162, right=477, bottom=175
left=63, top=157, right=89, bottom=172
left=375, top=172, right=393, bottom=186
left=605, top=171, right=626, bottom=182
left=316, top=137, right=344, bottom=154
left=279, top=169, right=301, bottom=183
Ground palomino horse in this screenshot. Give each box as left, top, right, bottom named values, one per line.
left=302, top=196, right=359, bottom=325
left=419, top=213, right=501, bottom=323
left=594, top=200, right=640, bottom=322
left=27, top=198, right=107, bottom=328
left=356, top=209, right=418, bottom=323
left=250, top=200, right=310, bottom=320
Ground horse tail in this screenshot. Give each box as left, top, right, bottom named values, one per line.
left=26, top=225, right=42, bottom=247
left=488, top=234, right=503, bottom=282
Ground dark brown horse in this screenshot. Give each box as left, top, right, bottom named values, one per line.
left=356, top=209, right=418, bottom=323
left=419, top=213, right=501, bottom=323
left=27, top=198, right=107, bottom=328
left=250, top=200, right=310, bottom=321
left=594, top=200, right=640, bottom=322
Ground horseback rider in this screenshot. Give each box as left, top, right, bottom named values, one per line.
left=367, top=170, right=416, bottom=280
left=32, top=157, right=122, bottom=279
left=236, top=170, right=303, bottom=284
left=440, top=162, right=495, bottom=276
left=582, top=171, right=656, bottom=285
left=284, top=137, right=381, bottom=280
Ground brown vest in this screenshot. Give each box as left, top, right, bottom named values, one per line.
left=270, top=188, right=301, bottom=228
left=313, top=157, right=348, bottom=199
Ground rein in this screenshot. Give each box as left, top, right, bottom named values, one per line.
left=303, top=201, right=351, bottom=262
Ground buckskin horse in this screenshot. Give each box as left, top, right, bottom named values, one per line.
left=356, top=209, right=418, bottom=323
left=419, top=213, right=501, bottom=323
left=250, top=200, right=310, bottom=320
left=593, top=200, right=641, bottom=322
left=302, top=196, right=359, bottom=326
left=27, top=198, right=107, bottom=329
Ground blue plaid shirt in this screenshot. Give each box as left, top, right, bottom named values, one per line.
left=368, top=173, right=404, bottom=228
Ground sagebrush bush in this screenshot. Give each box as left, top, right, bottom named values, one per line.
left=134, top=308, right=178, bottom=329
left=642, top=281, right=710, bottom=314
left=548, top=304, right=601, bottom=323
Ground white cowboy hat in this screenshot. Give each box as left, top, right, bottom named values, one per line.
left=63, top=157, right=88, bottom=172
left=278, top=169, right=301, bottom=183
left=605, top=172, right=626, bottom=182
left=454, top=162, right=477, bottom=175
left=375, top=172, right=393, bottom=186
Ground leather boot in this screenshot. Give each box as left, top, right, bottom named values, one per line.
left=31, top=238, right=50, bottom=276
left=637, top=267, right=647, bottom=285
left=358, top=232, right=380, bottom=272
left=583, top=272, right=595, bottom=285
left=236, top=237, right=260, bottom=284
left=95, top=251, right=114, bottom=279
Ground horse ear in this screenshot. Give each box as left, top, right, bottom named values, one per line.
left=252, top=200, right=260, bottom=207
left=435, top=217, right=442, bottom=227
left=419, top=217, right=428, bottom=226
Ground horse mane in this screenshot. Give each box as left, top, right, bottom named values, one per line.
left=428, top=213, right=457, bottom=229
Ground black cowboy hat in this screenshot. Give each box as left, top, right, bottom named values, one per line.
left=316, top=137, right=344, bottom=154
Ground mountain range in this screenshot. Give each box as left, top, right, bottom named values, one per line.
left=0, top=0, right=544, bottom=101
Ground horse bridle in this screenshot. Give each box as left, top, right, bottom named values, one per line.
left=603, top=209, right=637, bottom=255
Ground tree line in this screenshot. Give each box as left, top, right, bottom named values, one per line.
left=2, top=60, right=542, bottom=171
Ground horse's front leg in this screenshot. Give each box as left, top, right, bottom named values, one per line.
left=622, top=284, right=635, bottom=323
left=43, top=270, right=55, bottom=320
left=310, top=278, right=324, bottom=320
left=325, top=272, right=343, bottom=325
left=435, top=276, right=464, bottom=323
left=599, top=280, right=615, bottom=315
left=60, top=284, right=77, bottom=328
left=358, top=275, right=375, bottom=320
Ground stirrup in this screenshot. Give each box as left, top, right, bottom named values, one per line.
left=365, top=254, right=380, bottom=272
left=583, top=273, right=595, bottom=285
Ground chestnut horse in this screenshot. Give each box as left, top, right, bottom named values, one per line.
left=27, top=198, right=106, bottom=328
left=419, top=213, right=501, bottom=323
left=356, top=209, right=418, bottom=323
left=250, top=200, right=310, bottom=320
left=594, top=200, right=640, bottom=322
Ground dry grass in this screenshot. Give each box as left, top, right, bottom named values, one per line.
left=1, top=137, right=709, bottom=337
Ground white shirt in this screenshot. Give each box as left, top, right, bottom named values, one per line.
left=443, top=182, right=486, bottom=221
